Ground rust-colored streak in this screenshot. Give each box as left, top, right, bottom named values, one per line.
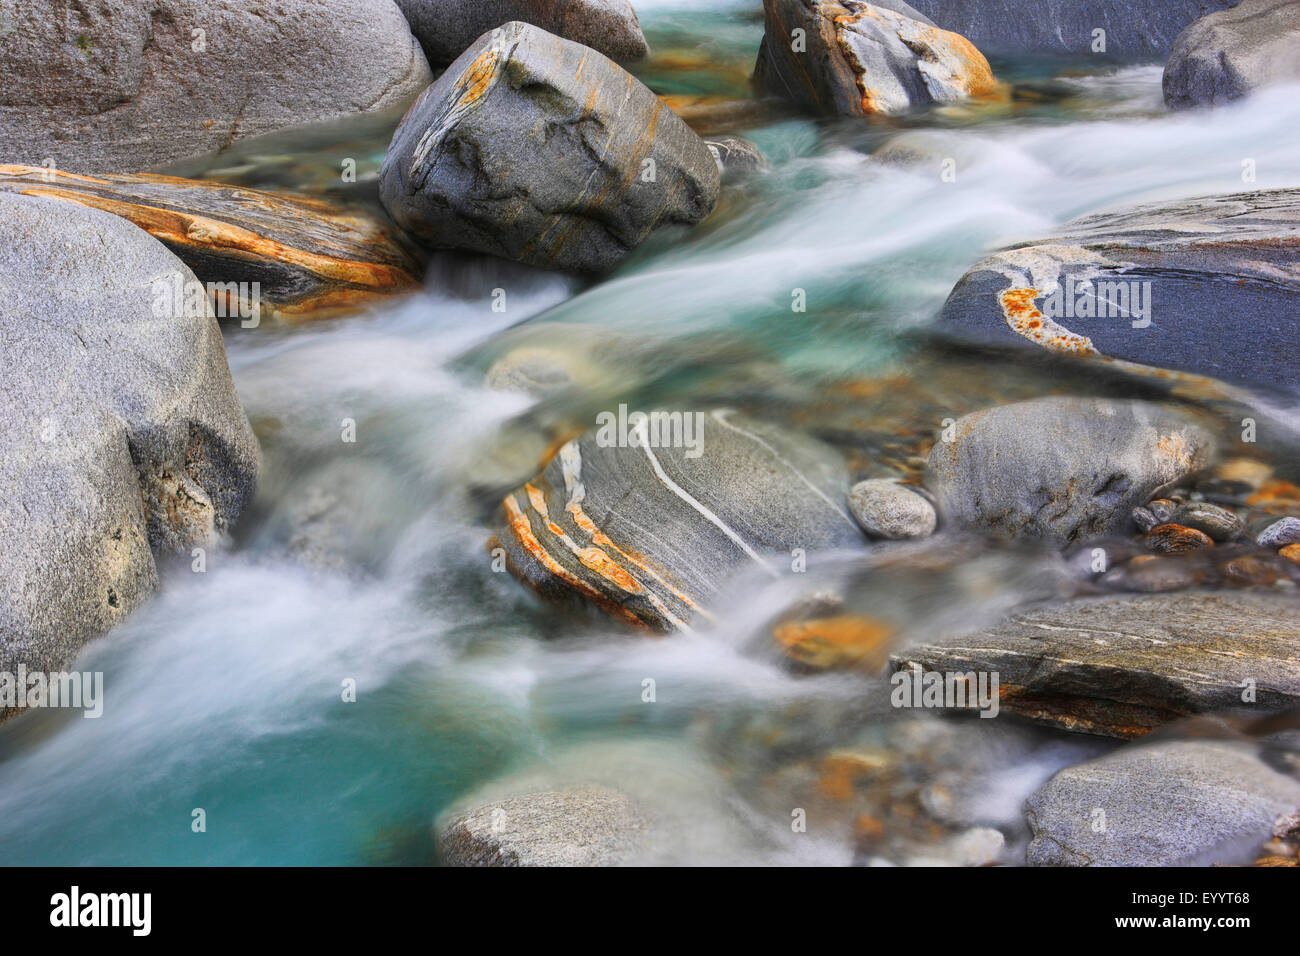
left=501, top=495, right=646, bottom=627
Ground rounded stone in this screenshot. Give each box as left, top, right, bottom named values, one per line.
left=848, top=479, right=937, bottom=540
left=1172, top=500, right=1244, bottom=541
left=1258, top=516, right=1300, bottom=547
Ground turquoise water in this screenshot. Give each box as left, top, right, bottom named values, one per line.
left=3, top=2, right=1300, bottom=865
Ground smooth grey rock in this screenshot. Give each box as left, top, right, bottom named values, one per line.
left=395, top=0, right=647, bottom=68
left=705, top=136, right=769, bottom=178
left=848, top=479, right=937, bottom=539
left=927, top=398, right=1212, bottom=545
left=1164, top=0, right=1300, bottom=109
left=0, top=0, right=433, bottom=174
left=380, top=21, right=719, bottom=274
left=439, top=785, right=647, bottom=866
left=890, top=591, right=1300, bottom=738
left=908, top=0, right=1238, bottom=58
left=1172, top=500, right=1243, bottom=540
left=0, top=194, right=260, bottom=721
left=1258, top=516, right=1300, bottom=546
left=754, top=0, right=1000, bottom=116
left=937, top=190, right=1300, bottom=396
left=495, top=409, right=863, bottom=630
left=1025, top=740, right=1300, bottom=866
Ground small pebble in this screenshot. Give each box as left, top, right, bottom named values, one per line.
left=1104, top=554, right=1199, bottom=592
left=1146, top=523, right=1214, bottom=553
left=1131, top=506, right=1158, bottom=533
left=848, top=479, right=936, bottom=540
left=1279, top=543, right=1300, bottom=566
left=1172, top=501, right=1243, bottom=541
left=1257, top=517, right=1300, bottom=548
left=1221, top=555, right=1278, bottom=587
left=1147, top=498, right=1178, bottom=523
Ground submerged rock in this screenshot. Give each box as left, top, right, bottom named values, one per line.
left=937, top=190, right=1300, bottom=395
left=891, top=591, right=1300, bottom=738
left=0, top=165, right=423, bottom=323
left=927, top=398, right=1212, bottom=546
left=754, top=0, right=1000, bottom=117
left=705, top=136, right=769, bottom=178
left=1258, top=516, right=1300, bottom=547
left=439, top=785, right=648, bottom=866
left=492, top=409, right=862, bottom=630
left=1164, top=0, right=1300, bottom=109
left=1026, top=740, right=1300, bottom=866
left=0, top=194, right=260, bottom=720
left=0, top=0, right=432, bottom=173
left=907, top=0, right=1237, bottom=58
left=380, top=22, right=719, bottom=274
left=848, top=479, right=936, bottom=540
left=395, top=0, right=648, bottom=68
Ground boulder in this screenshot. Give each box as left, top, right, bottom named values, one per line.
left=906, top=0, right=1238, bottom=58
left=0, top=193, right=260, bottom=721
left=1025, top=740, right=1300, bottom=865
left=0, top=0, right=433, bottom=174
left=890, top=591, right=1300, bottom=738
left=1164, top=0, right=1300, bottom=109
left=380, top=21, right=720, bottom=274
left=927, top=398, right=1213, bottom=546
left=492, top=409, right=863, bottom=630
left=754, top=0, right=1001, bottom=117
left=439, top=785, right=648, bottom=866
left=936, top=190, right=1300, bottom=396
left=395, top=0, right=648, bottom=68
left=0, top=165, right=423, bottom=323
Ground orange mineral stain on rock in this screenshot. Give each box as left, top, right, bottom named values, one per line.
left=774, top=614, right=896, bottom=671
left=998, top=287, right=1097, bottom=355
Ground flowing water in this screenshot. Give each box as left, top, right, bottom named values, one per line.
left=3, top=1, right=1300, bottom=865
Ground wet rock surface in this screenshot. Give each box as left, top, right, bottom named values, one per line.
left=908, top=0, right=1237, bottom=58
left=396, top=0, right=648, bottom=69
left=380, top=21, right=719, bottom=273
left=0, top=193, right=260, bottom=720
left=439, top=785, right=648, bottom=866
left=493, top=409, right=863, bottom=630
left=0, top=0, right=433, bottom=173
left=1026, top=740, right=1300, bottom=866
left=1164, top=0, right=1300, bottom=109
left=0, top=165, right=423, bottom=322
left=937, top=189, right=1300, bottom=396
left=755, top=0, right=1000, bottom=117
left=927, top=398, right=1212, bottom=546
left=891, top=591, right=1300, bottom=738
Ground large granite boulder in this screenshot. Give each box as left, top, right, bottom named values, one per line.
left=907, top=0, right=1239, bottom=59
left=891, top=591, right=1300, bottom=738
left=395, top=0, right=648, bottom=68
left=0, top=194, right=260, bottom=721
left=936, top=190, right=1300, bottom=396
left=1164, top=0, right=1300, bottom=109
left=1025, top=740, right=1300, bottom=865
left=754, top=0, right=1000, bottom=116
left=492, top=409, right=863, bottom=630
left=927, top=398, right=1213, bottom=546
left=380, top=21, right=720, bottom=274
left=0, top=0, right=432, bottom=174
left=439, top=785, right=648, bottom=866
left=0, top=165, right=423, bottom=323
